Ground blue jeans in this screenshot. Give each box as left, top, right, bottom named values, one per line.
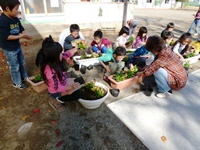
left=153, top=68, right=171, bottom=93
left=92, top=46, right=107, bottom=53
left=188, top=19, right=200, bottom=34
left=2, top=47, right=28, bottom=85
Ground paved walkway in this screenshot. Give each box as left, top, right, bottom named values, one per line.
left=107, top=70, right=200, bottom=150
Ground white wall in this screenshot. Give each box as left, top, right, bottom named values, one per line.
left=63, top=2, right=134, bottom=30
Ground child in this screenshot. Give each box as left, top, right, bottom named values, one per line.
left=64, top=24, right=82, bottom=52
left=0, top=0, right=32, bottom=89
left=115, top=26, right=129, bottom=47
left=161, top=22, right=175, bottom=38
left=98, top=46, right=126, bottom=75
left=40, top=40, right=82, bottom=112
left=90, top=29, right=111, bottom=54
left=161, top=30, right=174, bottom=48
left=59, top=26, right=85, bottom=48
left=173, top=33, right=192, bottom=60
left=133, top=27, right=148, bottom=48
left=35, top=35, right=54, bottom=67
left=188, top=7, right=200, bottom=36
left=129, top=45, right=154, bottom=70
left=127, top=18, right=138, bottom=36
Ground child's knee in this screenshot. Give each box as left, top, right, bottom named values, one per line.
left=101, top=46, right=107, bottom=53
left=92, top=46, right=99, bottom=53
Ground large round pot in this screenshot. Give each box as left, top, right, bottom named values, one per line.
left=78, top=82, right=109, bottom=109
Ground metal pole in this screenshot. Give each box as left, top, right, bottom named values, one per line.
left=122, top=0, right=128, bottom=26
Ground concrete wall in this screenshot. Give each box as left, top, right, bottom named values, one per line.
left=63, top=2, right=135, bottom=31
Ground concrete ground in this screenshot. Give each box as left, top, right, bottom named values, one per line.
left=0, top=9, right=200, bottom=150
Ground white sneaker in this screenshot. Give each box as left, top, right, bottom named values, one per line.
left=155, top=90, right=172, bottom=98
left=194, top=33, right=198, bottom=36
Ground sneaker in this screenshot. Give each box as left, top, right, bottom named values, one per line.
left=194, top=33, right=198, bottom=36
left=155, top=90, right=172, bottom=98
left=56, top=97, right=65, bottom=104
left=22, top=77, right=29, bottom=82
left=49, top=99, right=65, bottom=112
left=13, top=83, right=28, bottom=89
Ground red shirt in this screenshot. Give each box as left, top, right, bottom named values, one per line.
left=143, top=48, right=187, bottom=90
left=90, top=38, right=111, bottom=50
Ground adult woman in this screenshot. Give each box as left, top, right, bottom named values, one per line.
left=127, top=18, right=138, bottom=36
left=137, top=36, right=187, bottom=98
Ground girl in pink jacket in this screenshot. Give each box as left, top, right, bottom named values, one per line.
left=40, top=39, right=82, bottom=112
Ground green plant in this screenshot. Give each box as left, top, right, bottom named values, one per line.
left=113, top=65, right=138, bottom=82
left=35, top=74, right=43, bottom=82
left=81, top=54, right=87, bottom=59
left=185, top=53, right=195, bottom=58
left=129, top=37, right=135, bottom=43
left=91, top=86, right=105, bottom=98
left=184, top=62, right=190, bottom=68
left=85, top=81, right=95, bottom=90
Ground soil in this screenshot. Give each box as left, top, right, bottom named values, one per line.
left=0, top=36, right=148, bottom=150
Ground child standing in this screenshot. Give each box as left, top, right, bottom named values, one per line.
left=173, top=33, right=192, bottom=60
left=161, top=22, right=174, bottom=38
left=161, top=30, right=174, bottom=48
left=40, top=40, right=81, bottom=112
left=90, top=29, right=111, bottom=54
left=98, top=46, right=126, bottom=75
left=188, top=7, right=200, bottom=36
left=127, top=18, right=138, bottom=36
left=115, top=26, right=129, bottom=47
left=0, top=0, right=32, bottom=89
left=133, top=27, right=148, bottom=49
left=64, top=24, right=83, bottom=52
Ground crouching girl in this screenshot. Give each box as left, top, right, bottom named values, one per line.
left=40, top=40, right=82, bottom=112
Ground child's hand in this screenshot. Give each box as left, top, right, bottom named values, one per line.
left=136, top=72, right=144, bottom=77
left=72, top=82, right=81, bottom=90
left=105, top=66, right=111, bottom=73
left=25, top=35, right=32, bottom=40
left=144, top=53, right=150, bottom=58
left=72, top=41, right=77, bottom=47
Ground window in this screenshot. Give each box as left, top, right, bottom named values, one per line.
left=46, top=0, right=63, bottom=13
left=24, top=0, right=45, bottom=14
left=165, top=0, right=169, bottom=3
left=147, top=0, right=152, bottom=3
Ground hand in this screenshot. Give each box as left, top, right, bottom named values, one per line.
left=72, top=82, right=81, bottom=90
left=106, top=66, right=111, bottom=73
left=144, top=53, right=150, bottom=58
left=25, top=35, right=32, bottom=40
left=72, top=41, right=77, bottom=47
left=136, top=72, right=144, bottom=77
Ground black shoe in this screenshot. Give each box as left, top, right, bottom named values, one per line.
left=74, top=76, right=85, bottom=85
left=80, top=65, right=87, bottom=74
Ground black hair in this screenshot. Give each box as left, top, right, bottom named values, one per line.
left=179, top=33, right=192, bottom=45
left=93, top=29, right=103, bottom=39
left=70, top=24, right=80, bottom=32
left=40, top=40, right=67, bottom=86
left=136, top=26, right=147, bottom=41
left=35, top=35, right=54, bottom=67
left=166, top=22, right=174, bottom=29
left=161, top=30, right=173, bottom=40
left=0, top=0, right=20, bottom=11
left=114, top=46, right=126, bottom=56
left=118, top=26, right=129, bottom=36
left=145, top=36, right=165, bottom=53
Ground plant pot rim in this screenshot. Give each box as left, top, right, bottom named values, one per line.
left=108, top=74, right=138, bottom=85
left=27, top=76, right=45, bottom=86
left=78, top=82, right=109, bottom=102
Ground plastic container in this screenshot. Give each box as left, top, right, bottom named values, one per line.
left=184, top=54, right=200, bottom=64
left=27, top=76, right=47, bottom=93
left=73, top=56, right=100, bottom=67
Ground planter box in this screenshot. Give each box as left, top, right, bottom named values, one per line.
left=73, top=56, right=100, bottom=67
left=27, top=76, right=47, bottom=93
left=108, top=75, right=143, bottom=90
left=78, top=82, right=109, bottom=109
left=184, top=54, right=200, bottom=64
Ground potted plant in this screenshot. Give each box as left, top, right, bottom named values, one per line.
left=73, top=53, right=102, bottom=67
left=27, top=74, right=47, bottom=93
left=184, top=62, right=190, bottom=70
left=72, top=39, right=87, bottom=56
left=78, top=80, right=109, bottom=109
left=108, top=65, right=143, bottom=89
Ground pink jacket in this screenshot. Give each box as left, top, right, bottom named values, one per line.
left=44, top=51, right=72, bottom=94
